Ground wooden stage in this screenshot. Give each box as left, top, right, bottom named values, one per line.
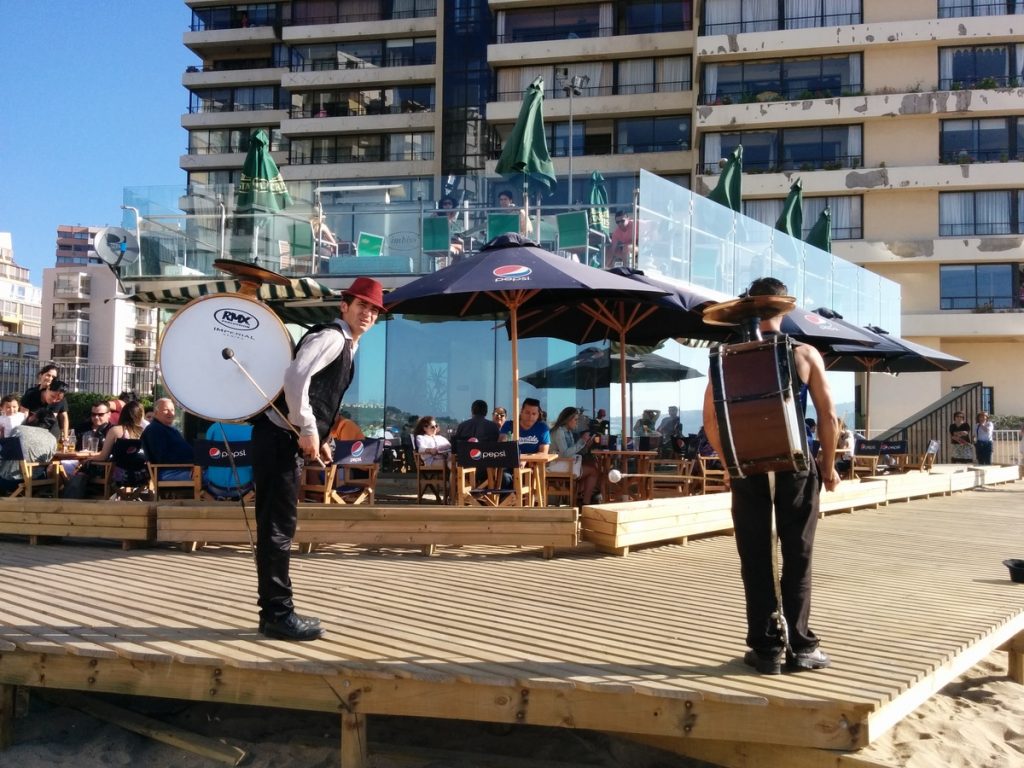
left=1, top=482, right=1023, bottom=767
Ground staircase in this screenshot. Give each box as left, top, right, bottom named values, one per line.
left=875, top=382, right=984, bottom=464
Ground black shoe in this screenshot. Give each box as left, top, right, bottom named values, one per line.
left=259, top=613, right=324, bottom=641
left=743, top=648, right=783, bottom=675
left=787, top=647, right=831, bottom=672
left=258, top=613, right=320, bottom=634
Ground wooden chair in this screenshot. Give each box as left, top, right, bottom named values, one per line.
left=697, top=455, right=728, bottom=494
left=649, top=457, right=701, bottom=498
left=415, top=450, right=449, bottom=504
left=300, top=438, right=382, bottom=505
left=851, top=439, right=881, bottom=480
left=194, top=438, right=255, bottom=501
left=108, top=439, right=154, bottom=501
left=149, top=463, right=202, bottom=500
left=453, top=441, right=532, bottom=508
left=545, top=457, right=576, bottom=506
left=0, top=437, right=62, bottom=498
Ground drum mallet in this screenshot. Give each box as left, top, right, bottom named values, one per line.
left=221, top=347, right=325, bottom=467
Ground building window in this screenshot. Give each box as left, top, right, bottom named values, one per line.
left=188, top=127, right=285, bottom=155
left=743, top=195, right=862, bottom=239
left=496, top=5, right=606, bottom=43
left=939, top=1, right=1024, bottom=18
left=617, top=116, right=691, bottom=154
left=188, top=87, right=280, bottom=113
left=702, top=0, right=861, bottom=35
left=939, top=44, right=1024, bottom=89
left=289, top=133, right=434, bottom=164
left=939, top=190, right=1020, bottom=235
left=191, top=4, right=280, bottom=31
left=701, top=53, right=861, bottom=104
left=289, top=0, right=435, bottom=25
left=939, top=117, right=1021, bottom=163
left=939, top=263, right=1017, bottom=309
left=289, top=38, right=436, bottom=71
left=619, top=1, right=693, bottom=34
left=291, top=86, right=435, bottom=118
left=702, top=125, right=862, bottom=172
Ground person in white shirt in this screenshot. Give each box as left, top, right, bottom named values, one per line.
left=974, top=411, right=994, bottom=465
left=413, top=416, right=451, bottom=467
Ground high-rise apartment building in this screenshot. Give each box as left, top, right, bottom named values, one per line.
left=40, top=227, right=158, bottom=396
left=0, top=232, right=42, bottom=355
left=177, top=0, right=1024, bottom=423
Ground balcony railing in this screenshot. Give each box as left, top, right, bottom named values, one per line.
left=702, top=10, right=862, bottom=35
left=496, top=25, right=612, bottom=43
left=286, top=7, right=436, bottom=26
left=938, top=1, right=1024, bottom=18
left=495, top=79, right=690, bottom=102
left=940, top=74, right=1021, bottom=90
left=288, top=148, right=434, bottom=165
left=290, top=53, right=435, bottom=72
left=188, top=101, right=281, bottom=114
left=288, top=102, right=433, bottom=119
left=701, top=154, right=863, bottom=174
left=940, top=148, right=1021, bottom=164
left=700, top=82, right=863, bottom=105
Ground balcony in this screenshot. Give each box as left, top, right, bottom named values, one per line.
left=697, top=16, right=1019, bottom=60
left=902, top=309, right=1024, bottom=340
left=488, top=90, right=691, bottom=123
left=183, top=66, right=287, bottom=88
left=489, top=30, right=689, bottom=67
left=184, top=25, right=279, bottom=57
left=282, top=63, right=434, bottom=91
left=281, top=15, right=435, bottom=42
left=837, top=235, right=1024, bottom=265
left=182, top=109, right=289, bottom=130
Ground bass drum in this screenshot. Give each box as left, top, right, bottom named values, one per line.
left=158, top=293, right=294, bottom=422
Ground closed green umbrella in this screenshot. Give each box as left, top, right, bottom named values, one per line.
left=237, top=129, right=291, bottom=212
left=495, top=76, right=558, bottom=202
left=707, top=145, right=742, bottom=212
left=775, top=179, right=803, bottom=237
left=805, top=206, right=832, bottom=253
left=587, top=170, right=611, bottom=236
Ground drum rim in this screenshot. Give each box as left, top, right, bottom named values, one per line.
left=704, top=294, right=796, bottom=326
left=158, top=292, right=293, bottom=422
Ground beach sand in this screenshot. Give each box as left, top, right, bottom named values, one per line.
left=4, top=650, right=1021, bottom=767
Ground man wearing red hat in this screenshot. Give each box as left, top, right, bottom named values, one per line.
left=252, top=276, right=385, bottom=640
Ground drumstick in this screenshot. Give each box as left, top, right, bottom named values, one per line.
left=222, top=348, right=325, bottom=467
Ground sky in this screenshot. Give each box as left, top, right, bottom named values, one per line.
left=1, top=1, right=193, bottom=284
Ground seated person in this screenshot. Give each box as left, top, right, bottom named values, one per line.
left=330, top=410, right=365, bottom=442
left=204, top=421, right=254, bottom=499
left=438, top=196, right=466, bottom=261
left=633, top=409, right=659, bottom=439
left=0, top=425, right=57, bottom=494
left=20, top=379, right=69, bottom=443
left=607, top=210, right=636, bottom=266
left=71, top=401, right=149, bottom=495
left=413, top=415, right=451, bottom=467
left=497, top=189, right=532, bottom=236
left=75, top=401, right=113, bottom=450
left=499, top=398, right=550, bottom=455
left=141, top=398, right=193, bottom=480
left=550, top=406, right=599, bottom=505
left=835, top=418, right=855, bottom=474
left=454, top=399, right=500, bottom=446
left=0, top=394, right=26, bottom=438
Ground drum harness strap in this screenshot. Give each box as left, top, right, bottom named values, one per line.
left=767, top=471, right=792, bottom=655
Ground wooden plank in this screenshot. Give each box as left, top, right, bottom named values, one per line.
left=0, top=524, right=152, bottom=540
left=38, top=689, right=246, bottom=765
left=340, top=712, right=368, bottom=768
left=0, top=683, right=13, bottom=750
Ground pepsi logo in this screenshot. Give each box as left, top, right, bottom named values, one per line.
left=350, top=441, right=364, bottom=458
left=493, top=264, right=532, bottom=279
left=468, top=437, right=479, bottom=442
left=801, top=313, right=826, bottom=326
left=469, top=448, right=482, bottom=460
left=208, top=447, right=221, bottom=458
left=214, top=308, right=260, bottom=331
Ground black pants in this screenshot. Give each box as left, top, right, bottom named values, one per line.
left=252, top=419, right=301, bottom=622
left=975, top=441, right=993, bottom=465
left=730, top=466, right=820, bottom=653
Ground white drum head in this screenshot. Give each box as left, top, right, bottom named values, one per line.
left=159, top=294, right=294, bottom=422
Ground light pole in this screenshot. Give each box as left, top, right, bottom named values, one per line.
left=562, top=73, right=589, bottom=206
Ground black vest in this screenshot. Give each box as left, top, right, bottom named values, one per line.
left=273, top=323, right=353, bottom=443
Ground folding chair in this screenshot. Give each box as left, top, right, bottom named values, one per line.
left=109, top=439, right=154, bottom=501
left=300, top=438, right=382, bottom=505
left=487, top=212, right=521, bottom=240
left=453, top=441, right=532, bottom=507
left=194, top=438, right=255, bottom=501
left=0, top=436, right=61, bottom=498
left=852, top=439, right=881, bottom=480
left=415, top=450, right=449, bottom=503
left=556, top=210, right=604, bottom=267
left=422, top=216, right=453, bottom=269
left=355, top=232, right=385, bottom=258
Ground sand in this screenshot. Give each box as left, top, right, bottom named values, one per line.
left=3, top=651, right=1022, bottom=768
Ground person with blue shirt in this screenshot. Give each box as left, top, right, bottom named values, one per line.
left=499, top=397, right=550, bottom=454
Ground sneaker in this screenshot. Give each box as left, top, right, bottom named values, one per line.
left=743, top=648, right=783, bottom=675
left=787, top=647, right=831, bottom=672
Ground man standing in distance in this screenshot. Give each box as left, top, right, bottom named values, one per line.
left=253, top=277, right=385, bottom=641
left=702, top=277, right=840, bottom=674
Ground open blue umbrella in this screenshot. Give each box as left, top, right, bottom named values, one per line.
left=384, top=235, right=667, bottom=439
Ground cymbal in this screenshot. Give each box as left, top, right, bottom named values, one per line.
left=703, top=295, right=797, bottom=326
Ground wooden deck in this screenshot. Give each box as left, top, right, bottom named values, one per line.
left=1, top=481, right=1023, bottom=767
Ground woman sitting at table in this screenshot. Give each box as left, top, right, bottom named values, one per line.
left=550, top=406, right=599, bottom=505
left=85, top=401, right=149, bottom=484
left=413, top=415, right=451, bottom=467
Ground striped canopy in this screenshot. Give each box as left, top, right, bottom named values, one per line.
left=130, top=276, right=341, bottom=326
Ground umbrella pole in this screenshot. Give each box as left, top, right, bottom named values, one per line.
left=619, top=332, right=629, bottom=447
left=864, top=372, right=872, bottom=438
left=511, top=306, right=520, bottom=443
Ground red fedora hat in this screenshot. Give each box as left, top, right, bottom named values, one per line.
left=344, top=276, right=385, bottom=312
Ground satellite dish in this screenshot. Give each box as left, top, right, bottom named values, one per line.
left=158, top=293, right=294, bottom=422
left=94, top=227, right=140, bottom=267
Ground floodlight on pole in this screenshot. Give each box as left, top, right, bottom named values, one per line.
left=562, top=73, right=589, bottom=206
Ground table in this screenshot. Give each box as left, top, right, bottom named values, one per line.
left=591, top=449, right=658, bottom=502
left=520, top=453, right=558, bottom=506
